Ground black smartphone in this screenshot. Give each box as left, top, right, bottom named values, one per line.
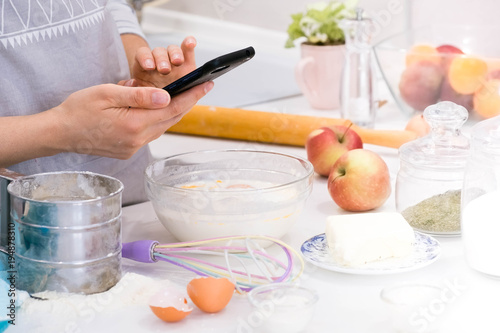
left=162, top=46, right=255, bottom=97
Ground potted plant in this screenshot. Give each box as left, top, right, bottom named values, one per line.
left=286, top=1, right=357, bottom=110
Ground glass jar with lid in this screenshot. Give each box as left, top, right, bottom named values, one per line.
left=462, top=116, right=500, bottom=278
left=395, top=101, right=470, bottom=236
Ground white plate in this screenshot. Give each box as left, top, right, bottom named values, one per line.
left=300, top=231, right=441, bottom=275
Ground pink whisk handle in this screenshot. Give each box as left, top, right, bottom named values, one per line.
left=122, top=240, right=158, bottom=263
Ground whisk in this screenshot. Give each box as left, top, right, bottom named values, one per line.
left=122, top=235, right=304, bottom=293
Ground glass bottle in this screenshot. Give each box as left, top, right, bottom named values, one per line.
left=395, top=101, right=469, bottom=236
left=462, top=116, right=500, bottom=278
left=339, top=8, right=377, bottom=128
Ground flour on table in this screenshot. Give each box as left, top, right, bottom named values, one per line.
left=17, top=273, right=172, bottom=332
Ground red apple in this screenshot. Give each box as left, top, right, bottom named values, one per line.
left=327, top=149, right=391, bottom=212
left=437, top=44, right=464, bottom=71
left=436, top=44, right=464, bottom=55
left=305, top=125, right=363, bottom=177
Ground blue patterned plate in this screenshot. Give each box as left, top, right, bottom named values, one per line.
left=300, top=231, right=441, bottom=275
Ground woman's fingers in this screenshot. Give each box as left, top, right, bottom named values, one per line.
left=135, top=46, right=155, bottom=70
left=152, top=81, right=214, bottom=123
left=56, top=79, right=214, bottom=160
left=117, top=79, right=137, bottom=87
left=181, top=36, right=197, bottom=68
left=166, top=45, right=184, bottom=66
left=152, top=47, right=173, bottom=73
left=101, top=84, right=171, bottom=109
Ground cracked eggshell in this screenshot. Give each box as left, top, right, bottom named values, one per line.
left=149, top=287, right=193, bottom=322
left=187, top=276, right=235, bottom=313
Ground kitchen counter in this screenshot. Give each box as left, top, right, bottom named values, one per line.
left=12, top=96, right=500, bottom=333
left=11, top=8, right=500, bottom=333
left=14, top=100, right=493, bottom=332
left=142, top=105, right=499, bottom=333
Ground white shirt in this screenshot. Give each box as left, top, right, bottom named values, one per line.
left=0, top=0, right=151, bottom=205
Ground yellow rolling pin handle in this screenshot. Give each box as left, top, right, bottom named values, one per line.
left=167, top=105, right=417, bottom=149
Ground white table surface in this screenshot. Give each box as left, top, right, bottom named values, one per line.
left=11, top=95, right=500, bottom=333
left=143, top=98, right=500, bottom=333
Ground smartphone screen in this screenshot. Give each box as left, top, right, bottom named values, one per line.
left=163, top=46, right=255, bottom=97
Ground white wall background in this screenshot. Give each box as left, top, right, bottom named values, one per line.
left=157, top=0, right=500, bottom=44
left=158, top=0, right=411, bottom=44
left=411, top=0, right=500, bottom=28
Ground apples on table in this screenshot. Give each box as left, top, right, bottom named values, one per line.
left=305, top=125, right=363, bottom=177
left=306, top=125, right=391, bottom=211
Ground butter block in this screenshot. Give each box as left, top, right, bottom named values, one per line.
left=325, top=212, right=415, bottom=267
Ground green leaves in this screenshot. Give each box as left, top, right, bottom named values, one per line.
left=285, top=13, right=305, bottom=48
left=285, top=1, right=357, bottom=48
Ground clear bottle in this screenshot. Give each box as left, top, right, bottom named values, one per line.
left=462, top=116, right=500, bottom=278
left=339, top=8, right=377, bottom=128
left=395, top=101, right=469, bottom=236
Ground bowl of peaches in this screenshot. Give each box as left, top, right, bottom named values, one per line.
left=374, top=25, right=500, bottom=118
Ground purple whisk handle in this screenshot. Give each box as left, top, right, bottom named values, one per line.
left=122, top=240, right=159, bottom=263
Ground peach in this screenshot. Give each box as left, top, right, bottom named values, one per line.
left=473, top=79, right=500, bottom=118
left=448, top=56, right=488, bottom=94
left=405, top=114, right=431, bottom=138
left=399, top=61, right=444, bottom=111
left=405, top=44, right=440, bottom=67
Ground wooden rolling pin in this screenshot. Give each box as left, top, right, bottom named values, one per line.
left=167, top=105, right=417, bottom=149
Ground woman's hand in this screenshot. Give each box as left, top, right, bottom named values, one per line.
left=0, top=80, right=213, bottom=167
left=126, top=35, right=197, bottom=88
left=48, top=80, right=213, bottom=160
left=0, top=35, right=209, bottom=168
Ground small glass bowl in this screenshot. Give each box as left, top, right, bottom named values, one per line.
left=247, top=283, right=318, bottom=333
left=380, top=283, right=445, bottom=333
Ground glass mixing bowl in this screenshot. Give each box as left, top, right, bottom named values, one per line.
left=144, top=149, right=314, bottom=242
left=374, top=25, right=500, bottom=117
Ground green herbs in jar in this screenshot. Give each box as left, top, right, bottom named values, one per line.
left=401, top=190, right=461, bottom=233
